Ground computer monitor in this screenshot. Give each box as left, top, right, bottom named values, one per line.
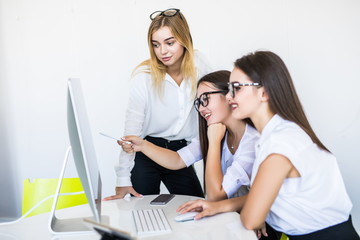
left=48, top=78, right=106, bottom=234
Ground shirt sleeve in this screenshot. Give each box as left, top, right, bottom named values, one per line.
left=114, top=73, right=148, bottom=187
left=255, top=125, right=310, bottom=179
left=177, top=137, right=202, bottom=167
left=222, top=155, right=252, bottom=198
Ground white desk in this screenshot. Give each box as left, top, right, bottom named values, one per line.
left=0, top=195, right=257, bottom=240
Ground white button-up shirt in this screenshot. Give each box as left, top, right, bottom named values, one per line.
left=252, top=114, right=352, bottom=235
left=115, top=51, right=211, bottom=186
left=178, top=124, right=259, bottom=198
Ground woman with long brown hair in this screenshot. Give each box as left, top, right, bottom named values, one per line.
left=177, top=51, right=358, bottom=240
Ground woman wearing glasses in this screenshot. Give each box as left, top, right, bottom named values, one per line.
left=118, top=70, right=259, bottom=201
left=177, top=51, right=358, bottom=240
left=105, top=9, right=211, bottom=200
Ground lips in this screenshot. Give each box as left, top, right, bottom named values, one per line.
left=162, top=56, right=171, bottom=62
left=230, top=103, right=237, bottom=110
left=203, top=113, right=211, bottom=121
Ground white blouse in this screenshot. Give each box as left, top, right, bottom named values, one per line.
left=115, top=51, right=211, bottom=186
left=251, top=114, right=352, bottom=235
left=178, top=124, right=259, bottom=198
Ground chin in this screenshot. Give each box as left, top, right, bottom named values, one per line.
left=162, top=61, right=173, bottom=67
left=232, top=112, right=244, bottom=121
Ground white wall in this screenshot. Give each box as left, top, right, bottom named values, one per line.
left=0, top=0, right=359, bottom=231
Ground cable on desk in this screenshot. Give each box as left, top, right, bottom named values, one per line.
left=0, top=191, right=84, bottom=226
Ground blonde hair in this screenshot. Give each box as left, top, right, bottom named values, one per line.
left=132, top=10, right=197, bottom=98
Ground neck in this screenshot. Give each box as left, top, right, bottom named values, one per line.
left=251, top=106, right=275, bottom=134
left=167, top=67, right=183, bottom=86
left=226, top=119, right=246, bottom=152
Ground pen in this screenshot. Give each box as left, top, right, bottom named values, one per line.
left=99, top=132, right=131, bottom=144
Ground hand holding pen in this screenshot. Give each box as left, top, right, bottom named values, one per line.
left=99, top=132, right=133, bottom=152
left=99, top=132, right=145, bottom=153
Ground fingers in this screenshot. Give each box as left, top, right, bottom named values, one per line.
left=177, top=200, right=205, bottom=214
left=129, top=188, right=143, bottom=198
left=176, top=200, right=196, bottom=213
left=254, top=229, right=261, bottom=239
left=260, top=225, right=268, bottom=237
left=253, top=224, right=267, bottom=239
left=118, top=135, right=146, bottom=153
left=121, top=143, right=134, bottom=153
left=193, top=210, right=208, bottom=220
left=103, top=194, right=123, bottom=201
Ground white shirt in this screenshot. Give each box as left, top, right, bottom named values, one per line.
left=115, top=51, right=211, bottom=186
left=178, top=124, right=259, bottom=198
left=251, top=114, right=352, bottom=235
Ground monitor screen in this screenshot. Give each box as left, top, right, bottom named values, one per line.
left=49, top=78, right=105, bottom=234
left=67, top=78, right=102, bottom=222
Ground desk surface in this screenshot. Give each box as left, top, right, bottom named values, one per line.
left=0, top=195, right=256, bottom=240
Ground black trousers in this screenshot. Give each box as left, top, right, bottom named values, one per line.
left=260, top=216, right=359, bottom=240
left=130, top=136, right=204, bottom=198
left=287, top=216, right=359, bottom=240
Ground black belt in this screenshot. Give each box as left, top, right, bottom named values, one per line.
left=144, top=136, right=186, bottom=149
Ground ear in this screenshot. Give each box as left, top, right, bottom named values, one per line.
left=258, top=87, right=269, bottom=102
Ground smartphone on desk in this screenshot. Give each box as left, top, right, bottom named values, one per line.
left=150, top=194, right=175, bottom=205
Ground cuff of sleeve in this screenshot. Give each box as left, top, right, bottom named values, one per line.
left=116, top=177, right=132, bottom=187
left=177, top=148, right=195, bottom=167
left=222, top=167, right=250, bottom=198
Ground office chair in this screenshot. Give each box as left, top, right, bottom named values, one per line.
left=22, top=178, right=87, bottom=218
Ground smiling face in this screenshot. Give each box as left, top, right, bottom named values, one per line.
left=196, top=82, right=231, bottom=126
left=151, top=26, right=185, bottom=69
left=226, top=68, right=263, bottom=121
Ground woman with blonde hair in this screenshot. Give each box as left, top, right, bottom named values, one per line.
left=105, top=8, right=210, bottom=200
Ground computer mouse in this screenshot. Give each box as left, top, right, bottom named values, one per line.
left=174, top=212, right=199, bottom=222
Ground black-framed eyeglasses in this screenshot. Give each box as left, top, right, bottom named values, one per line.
left=150, top=8, right=182, bottom=20
left=194, top=91, right=227, bottom=112
left=228, top=82, right=261, bottom=98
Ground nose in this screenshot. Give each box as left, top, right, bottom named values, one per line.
left=160, top=45, right=168, bottom=55
left=198, top=104, right=207, bottom=115
left=225, top=91, right=232, bottom=102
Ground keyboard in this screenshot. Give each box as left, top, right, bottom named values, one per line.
left=132, top=208, right=172, bottom=237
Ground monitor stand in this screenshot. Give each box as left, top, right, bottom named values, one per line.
left=48, top=146, right=109, bottom=235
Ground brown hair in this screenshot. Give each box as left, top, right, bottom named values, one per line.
left=197, top=71, right=254, bottom=191
left=234, top=51, right=329, bottom=152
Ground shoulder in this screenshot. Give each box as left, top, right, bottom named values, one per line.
left=269, top=120, right=310, bottom=147
left=129, top=71, right=152, bottom=90
left=259, top=119, right=313, bottom=164
left=127, top=72, right=152, bottom=98
left=131, top=71, right=151, bottom=83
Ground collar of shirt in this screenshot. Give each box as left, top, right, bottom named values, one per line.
left=256, top=114, right=283, bottom=149
left=164, top=73, right=188, bottom=89
left=223, top=123, right=258, bottom=158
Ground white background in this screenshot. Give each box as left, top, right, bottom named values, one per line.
left=0, top=0, right=359, bottom=232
